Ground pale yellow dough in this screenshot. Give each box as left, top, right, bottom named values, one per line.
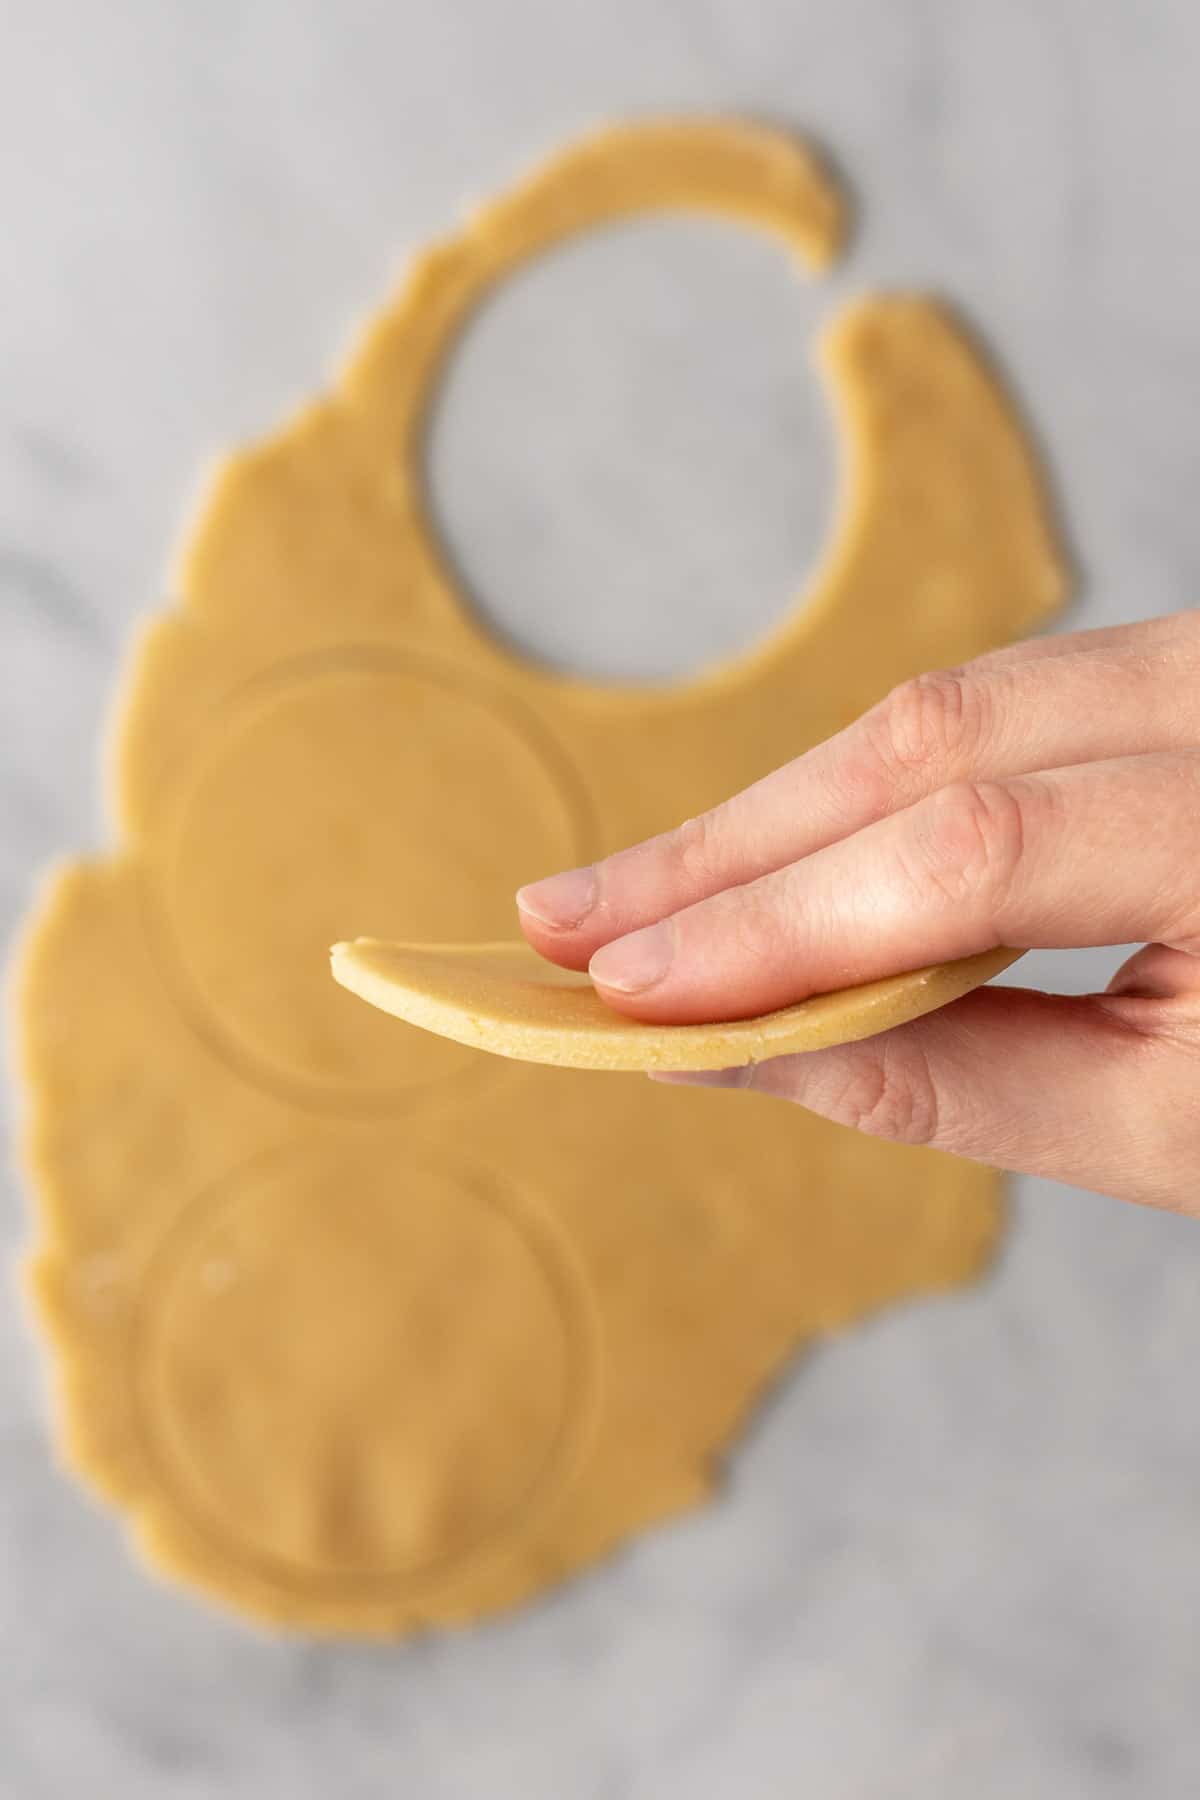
left=332, top=939, right=1026, bottom=1071
left=13, top=117, right=1067, bottom=1635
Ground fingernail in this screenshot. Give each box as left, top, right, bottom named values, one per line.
left=516, top=866, right=597, bottom=931
left=590, top=922, right=674, bottom=994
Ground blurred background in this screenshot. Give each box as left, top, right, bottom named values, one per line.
left=4, top=1, right=1200, bottom=1794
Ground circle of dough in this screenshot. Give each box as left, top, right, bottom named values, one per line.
left=331, top=939, right=1025, bottom=1070
left=159, top=655, right=586, bottom=1106
left=137, top=1148, right=593, bottom=1584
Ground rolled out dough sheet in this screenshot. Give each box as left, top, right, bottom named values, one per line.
left=13, top=118, right=1067, bottom=1635
left=332, top=939, right=1025, bottom=1071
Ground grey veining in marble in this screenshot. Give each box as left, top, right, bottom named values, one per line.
left=4, top=2, right=1200, bottom=1795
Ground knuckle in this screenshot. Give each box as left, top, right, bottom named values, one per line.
left=867, top=669, right=986, bottom=786
left=833, top=1041, right=941, bottom=1145
left=914, top=778, right=1028, bottom=911
left=720, top=880, right=784, bottom=972
left=667, top=810, right=724, bottom=889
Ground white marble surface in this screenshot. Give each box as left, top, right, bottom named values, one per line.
left=5, top=2, right=1200, bottom=1794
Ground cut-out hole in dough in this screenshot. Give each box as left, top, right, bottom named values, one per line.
left=426, top=217, right=834, bottom=683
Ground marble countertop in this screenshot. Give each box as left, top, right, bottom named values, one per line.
left=4, top=3, right=1200, bottom=1794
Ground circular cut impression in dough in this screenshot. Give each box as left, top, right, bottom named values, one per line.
left=160, top=658, right=585, bottom=1104
left=138, top=1147, right=593, bottom=1587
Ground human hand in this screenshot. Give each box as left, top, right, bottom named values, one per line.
left=516, top=613, right=1200, bottom=1214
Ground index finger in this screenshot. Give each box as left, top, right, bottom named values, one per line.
left=516, top=621, right=1200, bottom=969
left=588, top=752, right=1200, bottom=1024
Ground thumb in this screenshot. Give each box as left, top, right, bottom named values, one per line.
left=655, top=985, right=1190, bottom=1212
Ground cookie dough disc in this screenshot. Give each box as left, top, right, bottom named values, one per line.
left=331, top=938, right=1025, bottom=1071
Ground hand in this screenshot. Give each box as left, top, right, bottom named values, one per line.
left=516, top=612, right=1200, bottom=1214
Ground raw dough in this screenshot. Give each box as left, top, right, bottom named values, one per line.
left=13, top=118, right=1067, bottom=1635
left=331, top=939, right=1025, bottom=1071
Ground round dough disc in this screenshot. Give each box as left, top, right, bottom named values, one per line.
left=331, top=937, right=1024, bottom=1071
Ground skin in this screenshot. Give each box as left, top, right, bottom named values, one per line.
left=516, top=613, right=1200, bottom=1216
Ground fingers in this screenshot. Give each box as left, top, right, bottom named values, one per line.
left=1105, top=941, right=1200, bottom=1016
left=656, top=983, right=1197, bottom=1212
left=588, top=753, right=1200, bottom=1022
left=517, top=614, right=1200, bottom=971
left=966, top=607, right=1197, bottom=673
